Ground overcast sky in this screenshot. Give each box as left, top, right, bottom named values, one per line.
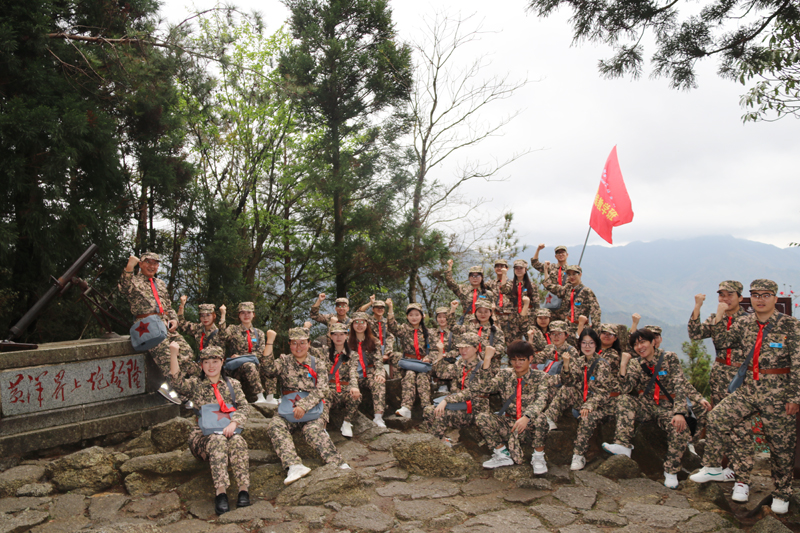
left=160, top=0, right=800, bottom=253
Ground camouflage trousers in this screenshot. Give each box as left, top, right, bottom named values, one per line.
left=150, top=331, right=200, bottom=381
left=475, top=411, right=548, bottom=464
left=614, top=394, right=690, bottom=474
left=422, top=404, right=477, bottom=439
left=188, top=428, right=249, bottom=491
left=266, top=414, right=343, bottom=470
left=325, top=386, right=361, bottom=423
left=543, top=385, right=583, bottom=423
left=703, top=378, right=795, bottom=499
left=357, top=371, right=386, bottom=414
left=400, top=368, right=432, bottom=409
left=229, top=361, right=263, bottom=402
left=698, top=362, right=755, bottom=481
left=571, top=398, right=619, bottom=456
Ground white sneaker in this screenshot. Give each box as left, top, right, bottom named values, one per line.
left=184, top=400, right=194, bottom=410
left=263, top=394, right=279, bottom=406
left=482, top=448, right=514, bottom=469
left=339, top=463, right=351, bottom=470
left=437, top=385, right=448, bottom=393
left=547, top=417, right=558, bottom=431
left=731, top=483, right=749, bottom=503
left=722, top=467, right=735, bottom=481
left=688, top=443, right=698, bottom=456
left=158, top=382, right=182, bottom=405
left=531, top=451, right=548, bottom=475
left=772, top=497, right=790, bottom=514
left=284, top=464, right=311, bottom=485
left=373, top=414, right=386, bottom=428
left=689, top=466, right=724, bottom=483
left=341, top=421, right=353, bottom=438
left=570, top=454, right=586, bottom=471
left=395, top=406, right=412, bottom=419
left=602, top=442, right=633, bottom=457
left=664, top=472, right=679, bottom=489
left=255, top=393, right=269, bottom=404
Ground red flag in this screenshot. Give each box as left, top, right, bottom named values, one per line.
left=589, top=146, right=633, bottom=244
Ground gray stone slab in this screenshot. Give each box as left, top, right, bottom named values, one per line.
left=394, top=499, right=453, bottom=521
left=0, top=509, right=49, bottom=533
left=16, top=482, right=54, bottom=497
left=331, top=504, right=394, bottom=532
left=678, top=512, right=734, bottom=533
left=375, top=479, right=460, bottom=499
left=449, top=495, right=507, bottom=516
left=618, top=502, right=700, bottom=528
left=0, top=496, right=51, bottom=514
left=529, top=504, right=579, bottom=527
left=1, top=355, right=145, bottom=416
left=285, top=506, right=331, bottom=527
left=553, top=486, right=597, bottom=510
left=503, top=489, right=549, bottom=504
left=258, top=523, right=308, bottom=533
left=573, top=470, right=623, bottom=497
left=581, top=509, right=628, bottom=526
left=123, top=492, right=181, bottom=518
left=516, top=478, right=552, bottom=490
left=749, top=515, right=792, bottom=533
left=160, top=519, right=216, bottom=533
left=451, top=509, right=543, bottom=533
left=376, top=467, right=408, bottom=481
left=0, top=464, right=46, bottom=497
left=559, top=526, right=602, bottom=533
left=49, top=493, right=88, bottom=520
left=88, top=494, right=131, bottom=521
left=430, top=511, right=468, bottom=529
left=30, top=516, right=91, bottom=533
left=0, top=338, right=137, bottom=371
left=460, top=478, right=508, bottom=496
left=218, top=501, right=285, bottom=524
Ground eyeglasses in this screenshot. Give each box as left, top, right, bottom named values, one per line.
left=750, top=293, right=775, bottom=300
left=580, top=341, right=596, bottom=347
left=142, top=259, right=160, bottom=265
left=290, top=340, right=308, bottom=347
left=335, top=303, right=348, bottom=308
left=468, top=273, right=482, bottom=278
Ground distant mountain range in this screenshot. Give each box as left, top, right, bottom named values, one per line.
left=522, top=236, right=800, bottom=354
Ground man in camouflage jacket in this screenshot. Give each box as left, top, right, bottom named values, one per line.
left=542, top=264, right=601, bottom=338
left=219, top=302, right=271, bottom=404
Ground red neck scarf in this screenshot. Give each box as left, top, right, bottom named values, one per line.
left=301, top=361, right=317, bottom=384
left=211, top=382, right=236, bottom=413
left=752, top=322, right=767, bottom=380
left=378, top=321, right=383, bottom=344
left=725, top=315, right=733, bottom=365
left=471, top=289, right=478, bottom=314
left=358, top=342, right=367, bottom=378
left=558, top=266, right=563, bottom=285
left=246, top=329, right=253, bottom=353
left=648, top=365, right=660, bottom=404
left=515, top=378, right=523, bottom=419
left=570, top=289, right=576, bottom=323
left=149, top=278, right=164, bottom=315
left=199, top=332, right=205, bottom=351
left=517, top=282, right=523, bottom=313
left=413, top=328, right=421, bottom=359
left=583, top=365, right=589, bottom=402
left=331, top=353, right=342, bottom=392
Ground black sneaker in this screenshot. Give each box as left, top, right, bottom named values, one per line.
left=215, top=493, right=229, bottom=515
left=236, top=490, right=251, bottom=508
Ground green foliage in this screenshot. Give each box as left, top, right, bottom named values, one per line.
left=681, top=339, right=712, bottom=399
left=527, top=0, right=800, bottom=120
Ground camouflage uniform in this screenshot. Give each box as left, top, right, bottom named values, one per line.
left=543, top=352, right=620, bottom=456
left=532, top=250, right=569, bottom=321
left=431, top=307, right=457, bottom=389
left=423, top=333, right=493, bottom=439
left=118, top=260, right=199, bottom=380
left=529, top=310, right=553, bottom=354
left=178, top=304, right=224, bottom=351
left=473, top=366, right=550, bottom=464
left=542, top=266, right=601, bottom=338
left=310, top=297, right=352, bottom=327
left=323, top=324, right=362, bottom=423
left=169, top=347, right=250, bottom=492
left=702, top=280, right=800, bottom=499
left=366, top=310, right=395, bottom=359
left=495, top=260, right=541, bottom=342
left=219, top=305, right=267, bottom=401
left=535, top=340, right=579, bottom=367
left=261, top=329, right=344, bottom=469
left=451, top=301, right=507, bottom=369
left=614, top=349, right=705, bottom=474
left=687, top=281, right=753, bottom=481
left=351, top=334, right=388, bottom=415
left=444, top=267, right=495, bottom=316
left=387, top=305, right=433, bottom=409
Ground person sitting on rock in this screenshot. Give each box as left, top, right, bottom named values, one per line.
left=386, top=300, right=433, bottom=419
left=424, top=333, right=496, bottom=446
left=357, top=296, right=396, bottom=373
left=349, top=312, right=389, bottom=428
left=602, top=328, right=711, bottom=489
left=167, top=343, right=250, bottom=515
left=528, top=308, right=553, bottom=354
left=262, top=327, right=349, bottom=485
left=536, top=320, right=579, bottom=430
left=450, top=299, right=507, bottom=370
left=444, top=259, right=495, bottom=317
left=473, top=340, right=550, bottom=475
left=541, top=328, right=618, bottom=471
left=177, top=298, right=226, bottom=352
left=323, top=322, right=361, bottom=438
left=219, top=302, right=273, bottom=405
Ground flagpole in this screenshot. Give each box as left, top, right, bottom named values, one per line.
left=577, top=227, right=591, bottom=266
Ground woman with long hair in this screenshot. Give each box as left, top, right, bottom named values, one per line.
left=444, top=259, right=494, bottom=317
left=386, top=300, right=432, bottom=419
left=499, top=260, right=540, bottom=341
left=323, top=323, right=361, bottom=438
left=348, top=312, right=388, bottom=427
left=452, top=299, right=506, bottom=369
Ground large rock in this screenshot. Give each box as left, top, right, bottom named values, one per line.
left=49, top=493, right=88, bottom=520
left=0, top=510, right=49, bottom=533
left=150, top=418, right=194, bottom=453
left=123, top=492, right=181, bottom=519
left=0, top=464, right=46, bottom=498
left=391, top=433, right=480, bottom=477
left=594, top=454, right=642, bottom=480
left=451, top=509, right=543, bottom=533
left=529, top=504, right=579, bottom=527
left=276, top=463, right=368, bottom=507
left=553, top=486, right=597, bottom=510
left=46, top=447, right=120, bottom=493
left=678, top=512, right=735, bottom=532
left=120, top=449, right=205, bottom=476
left=331, top=504, right=394, bottom=532
left=16, top=482, right=54, bottom=497
left=0, top=496, right=51, bottom=514
left=248, top=463, right=285, bottom=500
left=750, top=515, right=793, bottom=533
left=124, top=472, right=182, bottom=496
left=619, top=502, right=700, bottom=528
left=216, top=501, right=285, bottom=524
left=375, top=479, right=460, bottom=500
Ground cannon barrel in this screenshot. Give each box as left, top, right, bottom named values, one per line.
left=7, top=244, right=99, bottom=341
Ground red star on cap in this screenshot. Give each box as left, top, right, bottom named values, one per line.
left=135, top=320, right=150, bottom=336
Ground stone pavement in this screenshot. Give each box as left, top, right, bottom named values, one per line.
left=1, top=405, right=799, bottom=533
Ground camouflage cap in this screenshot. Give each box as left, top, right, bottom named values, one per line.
left=644, top=325, right=662, bottom=335
left=456, top=332, right=481, bottom=348
left=566, top=265, right=582, bottom=274
left=140, top=252, right=160, bottom=262
left=328, top=322, right=348, bottom=334
left=406, top=303, right=424, bottom=314
left=199, top=346, right=224, bottom=360
left=513, top=259, right=528, bottom=268
left=372, top=300, right=386, bottom=308
left=334, top=297, right=349, bottom=305
left=554, top=245, right=567, bottom=253
left=474, top=299, right=493, bottom=311
left=238, top=302, right=255, bottom=313
left=288, top=327, right=309, bottom=340
left=599, top=323, right=618, bottom=335
left=494, top=259, right=508, bottom=266
left=468, top=266, right=483, bottom=275
left=549, top=320, right=568, bottom=333
left=717, top=280, right=744, bottom=294
left=435, top=307, right=450, bottom=315
left=351, top=312, right=369, bottom=322
left=535, top=309, right=551, bottom=318
left=750, top=279, right=778, bottom=293
left=198, top=303, right=216, bottom=314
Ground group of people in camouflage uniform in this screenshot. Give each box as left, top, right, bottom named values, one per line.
left=119, top=245, right=799, bottom=516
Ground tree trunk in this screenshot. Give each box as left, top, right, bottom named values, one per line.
left=331, top=122, right=347, bottom=298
